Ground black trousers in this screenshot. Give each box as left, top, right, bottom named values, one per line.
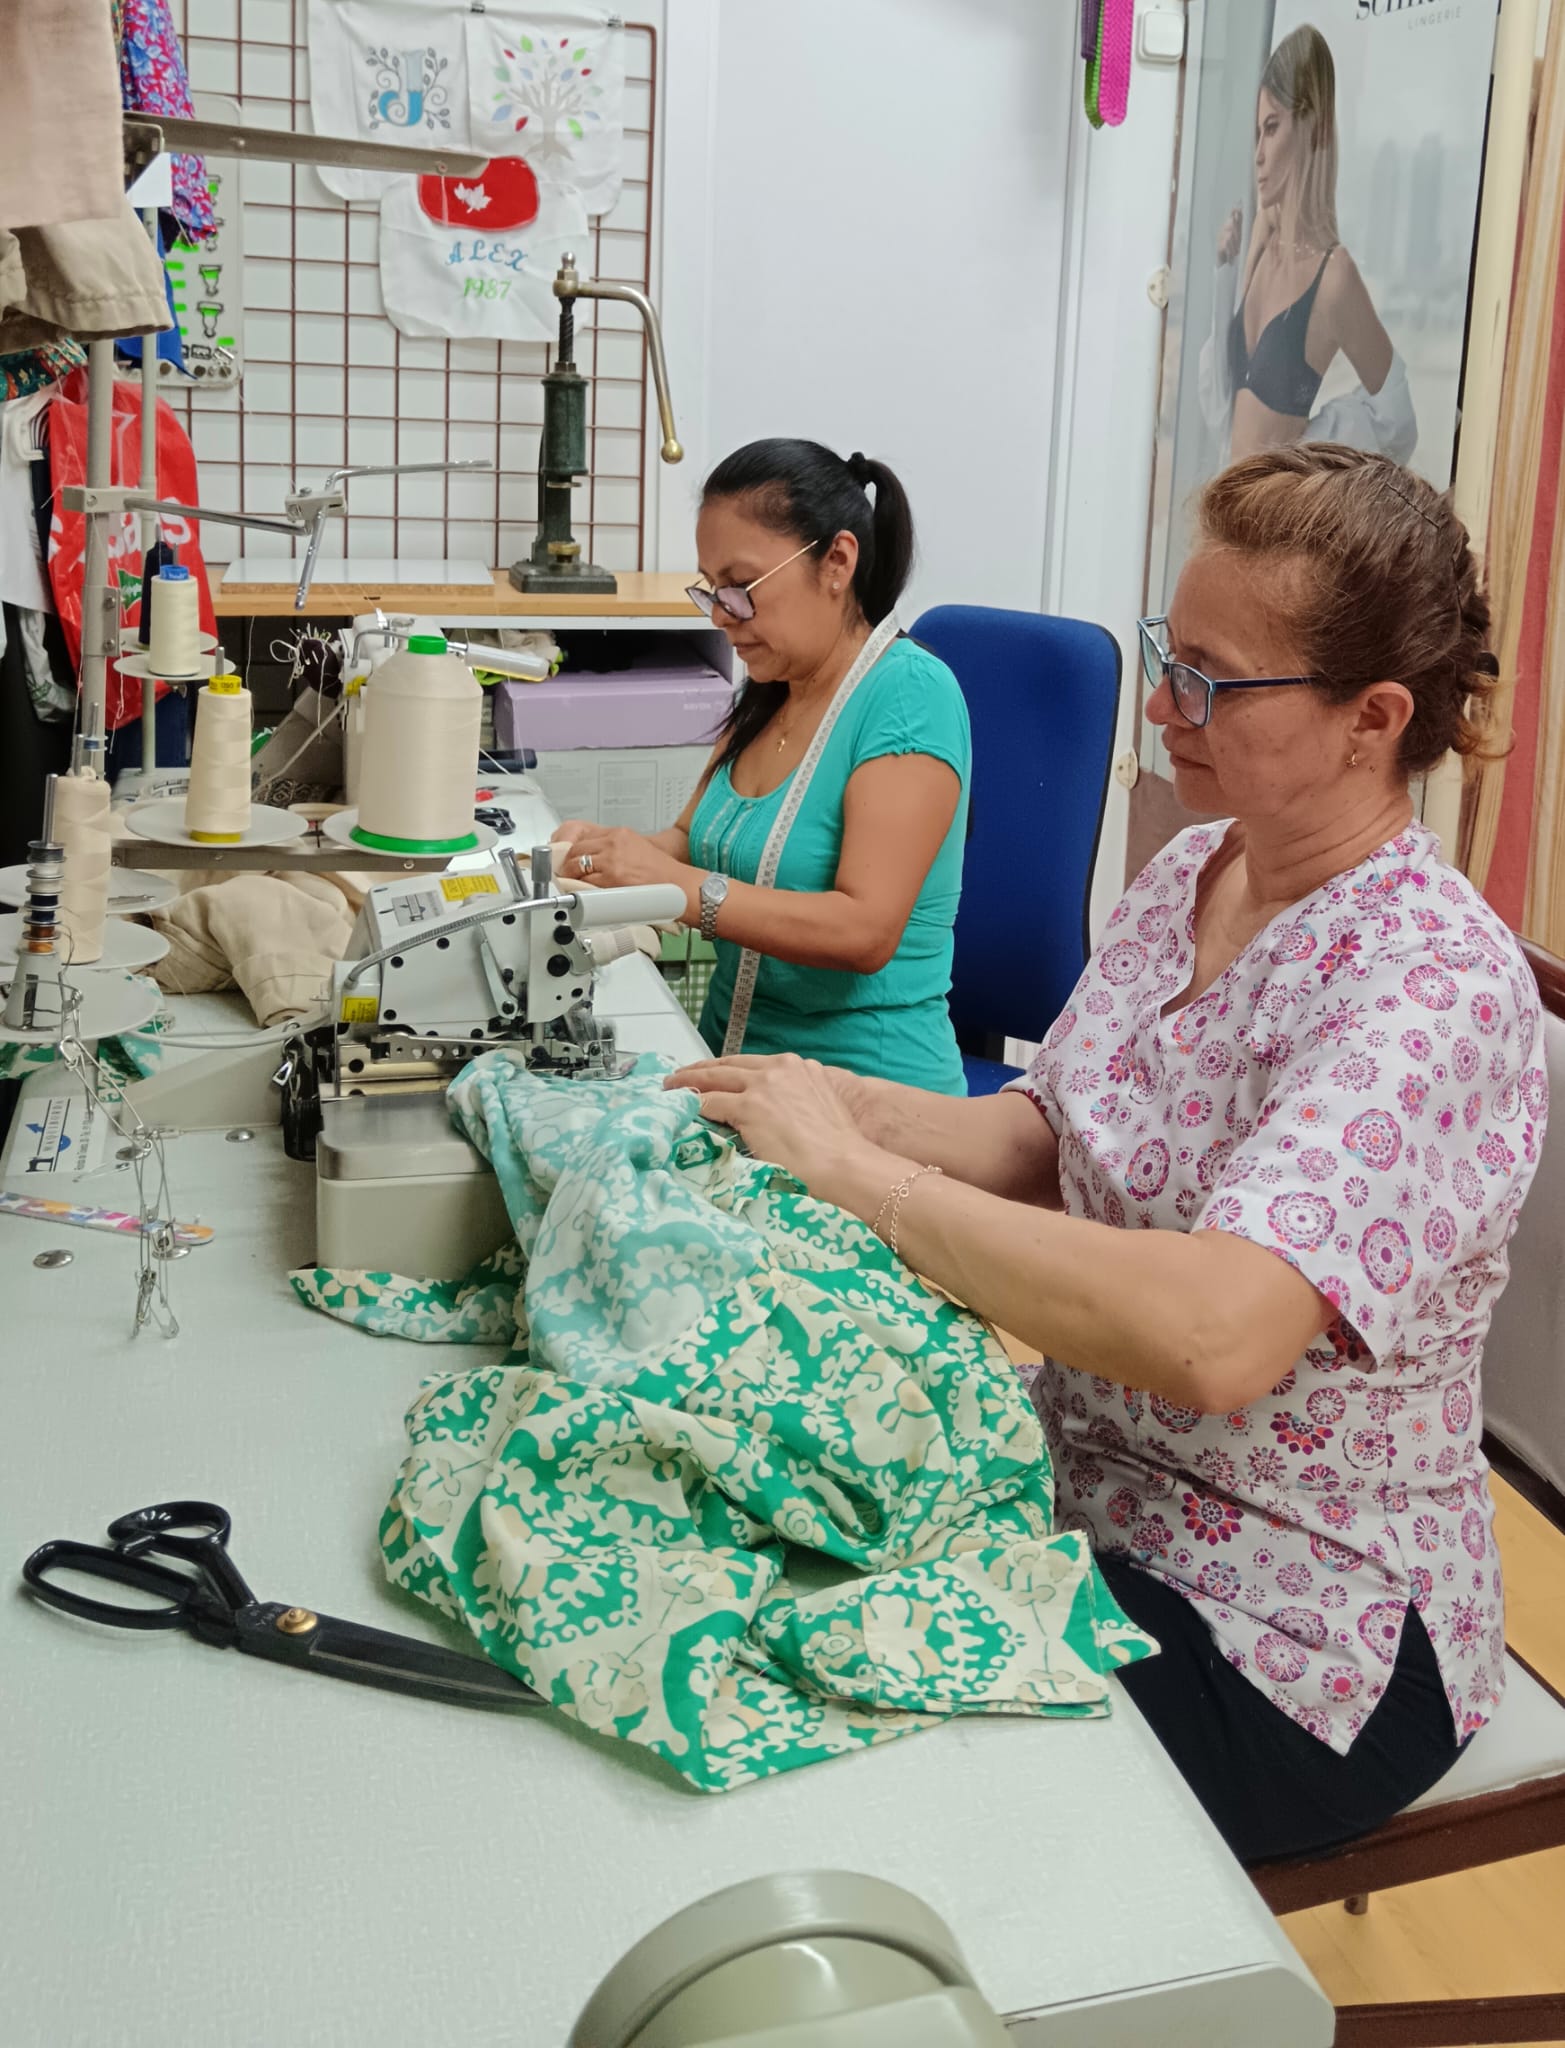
left=1099, top=1556, right=1465, bottom=1865
left=0, top=602, right=73, bottom=869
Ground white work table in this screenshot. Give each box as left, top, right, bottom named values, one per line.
left=0, top=802, right=1331, bottom=2045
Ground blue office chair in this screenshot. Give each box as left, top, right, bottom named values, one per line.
left=912, top=606, right=1122, bottom=1096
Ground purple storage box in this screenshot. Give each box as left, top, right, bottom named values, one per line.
left=493, top=662, right=732, bottom=753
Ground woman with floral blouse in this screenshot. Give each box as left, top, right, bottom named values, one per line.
left=671, top=445, right=1546, bottom=1864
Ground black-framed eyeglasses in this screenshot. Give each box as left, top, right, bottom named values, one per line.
left=687, top=541, right=815, bottom=623
left=1137, top=615, right=1317, bottom=728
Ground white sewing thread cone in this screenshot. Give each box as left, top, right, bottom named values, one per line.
left=53, top=771, right=111, bottom=965
left=147, top=564, right=202, bottom=677
left=353, top=637, right=481, bottom=853
left=184, top=676, right=254, bottom=843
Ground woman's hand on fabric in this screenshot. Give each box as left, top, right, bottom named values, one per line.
left=558, top=824, right=698, bottom=912
left=667, top=1053, right=891, bottom=1207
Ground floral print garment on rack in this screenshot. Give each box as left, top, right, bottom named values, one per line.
left=1013, top=822, right=1546, bottom=1755
left=293, top=1058, right=1154, bottom=1792
left=117, top=0, right=215, bottom=243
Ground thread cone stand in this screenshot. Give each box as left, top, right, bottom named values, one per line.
left=125, top=800, right=308, bottom=851
left=0, top=838, right=160, bottom=1047
left=0, top=915, right=168, bottom=973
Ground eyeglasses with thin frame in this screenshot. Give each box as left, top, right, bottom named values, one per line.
left=1137, top=615, right=1317, bottom=728
left=687, top=541, right=816, bottom=623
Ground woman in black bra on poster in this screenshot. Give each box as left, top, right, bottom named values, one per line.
left=1200, top=24, right=1417, bottom=465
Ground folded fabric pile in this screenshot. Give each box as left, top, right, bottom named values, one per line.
left=294, top=1057, right=1154, bottom=1791
left=147, top=868, right=370, bottom=1026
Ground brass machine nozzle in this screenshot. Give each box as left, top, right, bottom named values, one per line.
left=554, top=252, right=683, bottom=466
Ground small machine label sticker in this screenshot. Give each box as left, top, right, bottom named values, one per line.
left=440, top=875, right=501, bottom=902
left=339, top=995, right=380, bottom=1024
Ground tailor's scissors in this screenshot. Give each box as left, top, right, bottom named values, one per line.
left=22, top=1500, right=540, bottom=1714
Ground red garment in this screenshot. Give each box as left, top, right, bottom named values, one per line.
left=43, top=366, right=216, bottom=731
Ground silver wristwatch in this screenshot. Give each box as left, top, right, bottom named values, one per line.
left=698, top=871, right=729, bottom=941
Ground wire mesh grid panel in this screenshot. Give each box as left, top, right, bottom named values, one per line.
left=164, top=1, right=658, bottom=574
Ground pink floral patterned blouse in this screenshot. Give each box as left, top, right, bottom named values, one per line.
left=1014, top=822, right=1546, bottom=1754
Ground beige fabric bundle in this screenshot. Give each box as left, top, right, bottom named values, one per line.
left=148, top=871, right=369, bottom=1027
left=0, top=205, right=170, bottom=352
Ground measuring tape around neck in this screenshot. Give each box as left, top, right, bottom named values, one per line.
left=720, top=612, right=902, bottom=1057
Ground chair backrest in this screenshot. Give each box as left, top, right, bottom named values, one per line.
left=912, top=605, right=1121, bottom=1056
left=1482, top=943, right=1565, bottom=1515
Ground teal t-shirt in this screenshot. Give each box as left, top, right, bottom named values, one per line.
left=688, top=635, right=970, bottom=1095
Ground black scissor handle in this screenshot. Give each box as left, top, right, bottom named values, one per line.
left=107, top=1500, right=232, bottom=1554
left=22, top=1538, right=201, bottom=1631
left=106, top=1499, right=255, bottom=1611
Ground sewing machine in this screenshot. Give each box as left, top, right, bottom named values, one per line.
left=292, top=846, right=685, bottom=1278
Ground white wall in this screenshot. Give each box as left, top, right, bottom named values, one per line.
left=1045, top=14, right=1187, bottom=938
left=656, top=0, right=1076, bottom=621
left=658, top=0, right=1184, bottom=944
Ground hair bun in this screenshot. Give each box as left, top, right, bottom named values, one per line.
left=847, top=450, right=873, bottom=487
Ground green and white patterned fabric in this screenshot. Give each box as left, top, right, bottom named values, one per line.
left=293, top=1055, right=1155, bottom=1791
left=0, top=1018, right=170, bottom=1085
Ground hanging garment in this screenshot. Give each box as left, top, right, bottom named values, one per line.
left=293, top=1059, right=1155, bottom=1793
left=0, top=343, right=86, bottom=405
left=1083, top=0, right=1133, bottom=129
left=0, top=0, right=125, bottom=232
left=377, top=166, right=587, bottom=341
left=114, top=217, right=188, bottom=378
left=116, top=0, right=217, bottom=245
left=465, top=7, right=625, bottom=216
left=0, top=206, right=171, bottom=354
left=307, top=0, right=473, bottom=203
left=0, top=602, right=74, bottom=867
left=0, top=393, right=54, bottom=614
left=42, top=366, right=216, bottom=731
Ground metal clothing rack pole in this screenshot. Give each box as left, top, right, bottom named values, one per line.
left=72, top=340, right=118, bottom=780
left=140, top=208, right=160, bottom=773
left=73, top=118, right=490, bottom=765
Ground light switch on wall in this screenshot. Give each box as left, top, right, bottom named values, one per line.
left=1138, top=6, right=1186, bottom=64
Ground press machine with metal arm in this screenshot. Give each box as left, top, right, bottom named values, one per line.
left=510, top=252, right=684, bottom=596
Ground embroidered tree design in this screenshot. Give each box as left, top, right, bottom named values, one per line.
left=491, top=35, right=604, bottom=176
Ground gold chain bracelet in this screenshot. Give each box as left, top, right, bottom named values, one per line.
left=871, top=1164, right=943, bottom=1260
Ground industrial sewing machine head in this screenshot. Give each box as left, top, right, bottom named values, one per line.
left=290, top=850, right=686, bottom=1279
left=321, top=845, right=682, bottom=1094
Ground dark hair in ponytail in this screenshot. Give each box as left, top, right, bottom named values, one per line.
left=701, top=437, right=916, bottom=772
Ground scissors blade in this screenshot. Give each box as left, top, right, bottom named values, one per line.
left=235, top=1602, right=541, bottom=1713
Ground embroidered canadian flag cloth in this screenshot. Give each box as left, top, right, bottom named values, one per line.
left=378, top=163, right=587, bottom=341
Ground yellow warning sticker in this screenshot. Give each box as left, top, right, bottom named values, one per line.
left=339, top=995, right=379, bottom=1024
left=440, top=874, right=501, bottom=902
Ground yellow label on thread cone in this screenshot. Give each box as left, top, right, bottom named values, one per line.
left=209, top=673, right=244, bottom=695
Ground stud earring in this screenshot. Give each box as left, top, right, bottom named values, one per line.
left=1348, top=749, right=1359, bottom=769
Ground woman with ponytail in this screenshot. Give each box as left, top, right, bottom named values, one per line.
left=558, top=437, right=971, bottom=1092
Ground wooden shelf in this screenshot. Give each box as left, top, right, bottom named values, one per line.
left=213, top=568, right=699, bottom=620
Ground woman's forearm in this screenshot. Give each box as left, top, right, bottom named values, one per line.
left=819, top=1145, right=1318, bottom=1410
left=852, top=1077, right=1061, bottom=1205
left=697, top=875, right=910, bottom=975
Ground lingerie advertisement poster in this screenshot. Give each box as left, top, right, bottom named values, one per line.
left=1147, top=0, right=1499, bottom=782
left=1150, top=0, right=1501, bottom=636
